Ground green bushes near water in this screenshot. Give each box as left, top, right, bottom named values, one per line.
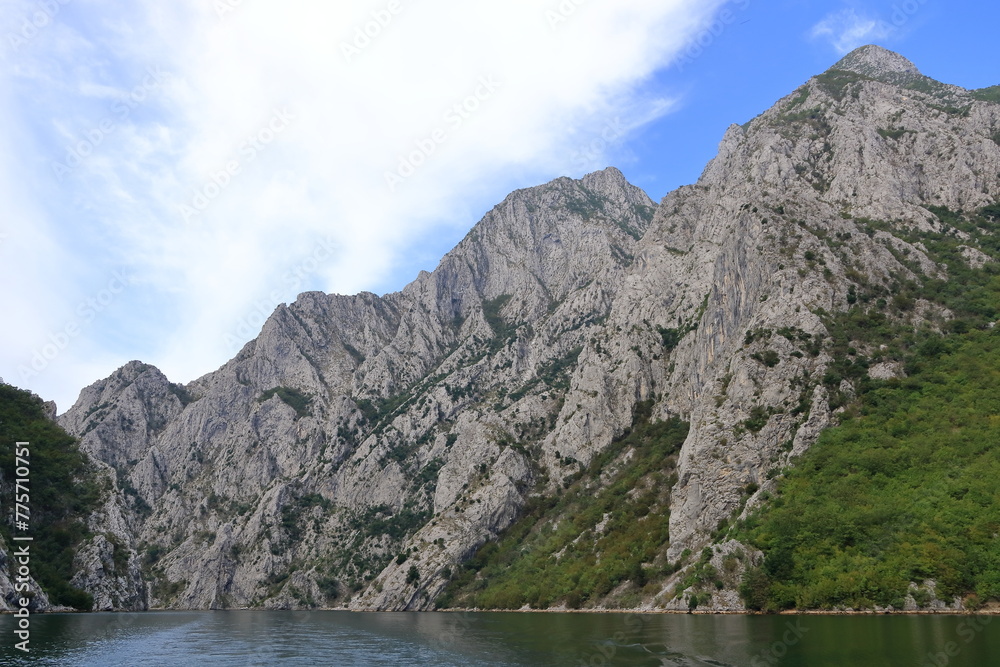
left=0, top=384, right=102, bottom=610
left=438, top=402, right=688, bottom=610
left=737, top=327, right=1000, bottom=611
left=736, top=204, right=1000, bottom=612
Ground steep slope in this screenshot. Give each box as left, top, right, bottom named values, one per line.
left=0, top=383, right=110, bottom=612
left=60, top=169, right=661, bottom=610
left=737, top=323, right=1000, bottom=612
left=440, top=46, right=1000, bottom=611
left=434, top=45, right=1000, bottom=611
left=648, top=43, right=999, bottom=570
left=59, top=45, right=1000, bottom=612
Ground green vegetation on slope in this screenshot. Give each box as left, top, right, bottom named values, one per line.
left=734, top=204, right=1000, bottom=612
left=0, top=384, right=102, bottom=610
left=970, top=85, right=1000, bottom=103
left=482, top=294, right=518, bottom=354
left=737, top=327, right=1000, bottom=611
left=258, top=386, right=313, bottom=418
left=437, top=203, right=1000, bottom=614
left=438, top=401, right=688, bottom=610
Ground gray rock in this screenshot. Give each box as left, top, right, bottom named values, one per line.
left=56, top=47, right=999, bottom=612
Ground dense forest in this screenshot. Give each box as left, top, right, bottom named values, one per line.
left=0, top=384, right=101, bottom=610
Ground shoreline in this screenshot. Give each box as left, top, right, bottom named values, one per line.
left=5, top=606, right=999, bottom=616
left=434, top=607, right=1000, bottom=616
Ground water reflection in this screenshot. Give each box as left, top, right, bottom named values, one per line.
left=0, top=611, right=995, bottom=666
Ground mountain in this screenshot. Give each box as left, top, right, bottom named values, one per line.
left=0, top=384, right=104, bottom=612
left=56, top=168, right=659, bottom=611
left=441, top=44, right=1000, bottom=612
left=35, top=45, right=1000, bottom=612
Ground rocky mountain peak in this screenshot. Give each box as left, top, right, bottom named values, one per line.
left=44, top=46, right=1000, bottom=614
left=580, top=165, right=627, bottom=191
left=578, top=166, right=648, bottom=209
left=831, top=44, right=922, bottom=82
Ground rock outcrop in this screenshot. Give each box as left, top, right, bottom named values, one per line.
left=56, top=45, right=999, bottom=611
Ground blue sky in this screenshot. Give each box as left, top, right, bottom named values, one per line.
left=1, top=0, right=997, bottom=412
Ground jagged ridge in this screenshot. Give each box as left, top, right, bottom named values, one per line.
left=37, top=47, right=1000, bottom=613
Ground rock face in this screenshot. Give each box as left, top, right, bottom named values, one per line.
left=833, top=44, right=922, bottom=83
left=58, top=46, right=1000, bottom=611
left=0, top=538, right=55, bottom=613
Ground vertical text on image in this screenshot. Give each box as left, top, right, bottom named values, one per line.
left=12, top=441, right=34, bottom=653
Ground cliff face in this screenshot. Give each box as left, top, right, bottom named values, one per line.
left=57, top=45, right=1000, bottom=611
left=656, top=45, right=999, bottom=570
left=60, top=169, right=661, bottom=610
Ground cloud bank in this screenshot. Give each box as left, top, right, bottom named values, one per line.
left=0, top=0, right=729, bottom=411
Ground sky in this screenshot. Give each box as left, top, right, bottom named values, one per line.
left=1, top=0, right=998, bottom=413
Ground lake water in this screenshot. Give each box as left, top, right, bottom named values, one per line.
left=1, top=611, right=995, bottom=666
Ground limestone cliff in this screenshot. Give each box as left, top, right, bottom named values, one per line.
left=56, top=45, right=1000, bottom=611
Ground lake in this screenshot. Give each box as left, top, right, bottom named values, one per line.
left=1, top=611, right=995, bottom=665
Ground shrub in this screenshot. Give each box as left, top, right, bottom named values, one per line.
left=734, top=327, right=1000, bottom=611
left=739, top=567, right=772, bottom=611
left=438, top=405, right=689, bottom=609
left=258, top=387, right=313, bottom=418
left=751, top=350, right=780, bottom=367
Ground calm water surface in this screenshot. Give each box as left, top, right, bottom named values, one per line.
left=1, top=611, right=996, bottom=666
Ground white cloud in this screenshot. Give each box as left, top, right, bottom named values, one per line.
left=810, top=8, right=894, bottom=55
left=0, top=0, right=730, bottom=411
